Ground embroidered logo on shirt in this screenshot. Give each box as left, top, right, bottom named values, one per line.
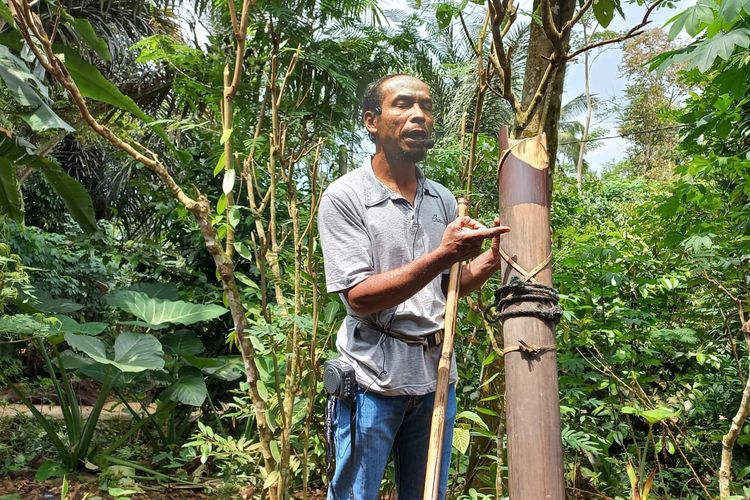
left=432, top=214, right=447, bottom=225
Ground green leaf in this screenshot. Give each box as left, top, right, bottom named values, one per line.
left=323, top=301, right=340, bottom=324
left=640, top=407, right=679, bottom=425
left=113, top=332, right=165, bottom=371
left=52, top=315, right=106, bottom=336
left=105, top=290, right=228, bottom=327
left=161, top=366, right=207, bottom=406
left=436, top=4, right=455, bottom=30
left=593, top=0, right=616, bottom=28
left=185, top=355, right=245, bottom=381
left=217, top=193, right=227, bottom=214
left=456, top=410, right=489, bottom=430
left=0, top=45, right=75, bottom=132
left=0, top=2, right=14, bottom=26
left=0, top=314, right=50, bottom=336
left=222, top=168, right=236, bottom=194
left=228, top=206, right=241, bottom=228
left=66, top=332, right=165, bottom=372
left=220, top=128, right=233, bottom=145
left=162, top=331, right=204, bottom=356
left=58, top=45, right=175, bottom=151
left=213, top=150, right=226, bottom=176
left=257, top=379, right=269, bottom=401
left=126, top=282, right=179, bottom=300
left=452, top=427, right=470, bottom=454
left=37, top=158, right=97, bottom=233
left=0, top=157, right=23, bottom=222
left=67, top=17, right=111, bottom=61
left=690, top=29, right=750, bottom=72
left=263, top=470, right=280, bottom=490
left=35, top=460, right=69, bottom=481
left=65, top=332, right=107, bottom=362
left=683, top=2, right=715, bottom=37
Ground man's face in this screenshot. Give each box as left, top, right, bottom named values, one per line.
left=365, top=76, right=434, bottom=163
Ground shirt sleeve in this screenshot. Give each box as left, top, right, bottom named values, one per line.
left=318, top=189, right=374, bottom=294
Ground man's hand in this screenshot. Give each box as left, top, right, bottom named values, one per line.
left=438, top=216, right=511, bottom=265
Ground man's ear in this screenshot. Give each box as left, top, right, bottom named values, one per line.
left=363, top=110, right=378, bottom=138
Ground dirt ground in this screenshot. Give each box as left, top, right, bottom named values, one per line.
left=0, top=472, right=213, bottom=499
left=0, top=472, right=329, bottom=499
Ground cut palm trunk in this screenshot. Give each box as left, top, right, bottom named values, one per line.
left=496, top=127, right=565, bottom=498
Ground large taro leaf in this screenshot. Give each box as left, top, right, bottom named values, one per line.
left=58, top=350, right=134, bottom=386
left=161, top=331, right=204, bottom=356
left=126, top=282, right=179, bottom=300
left=65, top=331, right=164, bottom=373
left=105, top=290, right=228, bottom=327
left=160, top=366, right=207, bottom=406
left=33, top=291, right=84, bottom=314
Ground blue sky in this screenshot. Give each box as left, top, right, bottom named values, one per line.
left=561, top=2, right=681, bottom=171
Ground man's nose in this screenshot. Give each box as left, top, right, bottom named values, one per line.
left=410, top=104, right=427, bottom=122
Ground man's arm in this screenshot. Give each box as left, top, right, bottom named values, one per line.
left=345, top=216, right=508, bottom=316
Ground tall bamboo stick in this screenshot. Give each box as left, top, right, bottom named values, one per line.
left=423, top=198, right=468, bottom=500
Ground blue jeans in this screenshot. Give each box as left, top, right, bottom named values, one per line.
left=327, top=385, right=456, bottom=500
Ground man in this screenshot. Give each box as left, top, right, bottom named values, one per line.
left=318, top=74, right=509, bottom=499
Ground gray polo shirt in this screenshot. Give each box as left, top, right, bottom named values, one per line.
left=318, top=156, right=458, bottom=395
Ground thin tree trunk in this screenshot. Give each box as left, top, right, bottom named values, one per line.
left=719, top=319, right=750, bottom=498
left=576, top=25, right=593, bottom=193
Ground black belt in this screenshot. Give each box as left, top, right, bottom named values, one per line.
left=358, top=318, right=443, bottom=350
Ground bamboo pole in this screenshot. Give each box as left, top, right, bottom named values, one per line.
left=498, top=127, right=565, bottom=498
left=423, top=198, right=468, bottom=500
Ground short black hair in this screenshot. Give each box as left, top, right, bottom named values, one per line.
left=361, top=74, right=412, bottom=142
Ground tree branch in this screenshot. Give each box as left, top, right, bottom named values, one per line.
left=565, top=0, right=665, bottom=62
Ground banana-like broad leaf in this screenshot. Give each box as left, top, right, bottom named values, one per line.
left=0, top=157, right=23, bottom=222
left=66, top=16, right=111, bottom=62
left=161, top=366, right=207, bottom=406
left=58, top=46, right=176, bottom=152
left=106, top=290, right=228, bottom=327
left=65, top=331, right=164, bottom=372
left=37, top=157, right=97, bottom=233
left=0, top=45, right=75, bottom=132
left=0, top=32, right=181, bottom=157
left=0, top=133, right=97, bottom=233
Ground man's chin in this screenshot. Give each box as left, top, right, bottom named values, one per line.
left=399, top=148, right=427, bottom=163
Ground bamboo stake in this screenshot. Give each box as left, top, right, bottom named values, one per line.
left=423, top=197, right=468, bottom=500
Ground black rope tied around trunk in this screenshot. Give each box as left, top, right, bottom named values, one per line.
left=484, top=277, right=563, bottom=323
left=483, top=276, right=563, bottom=358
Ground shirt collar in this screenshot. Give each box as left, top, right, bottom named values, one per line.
left=362, top=156, right=437, bottom=207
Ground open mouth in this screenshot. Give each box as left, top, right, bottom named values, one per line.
left=403, top=130, right=429, bottom=142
